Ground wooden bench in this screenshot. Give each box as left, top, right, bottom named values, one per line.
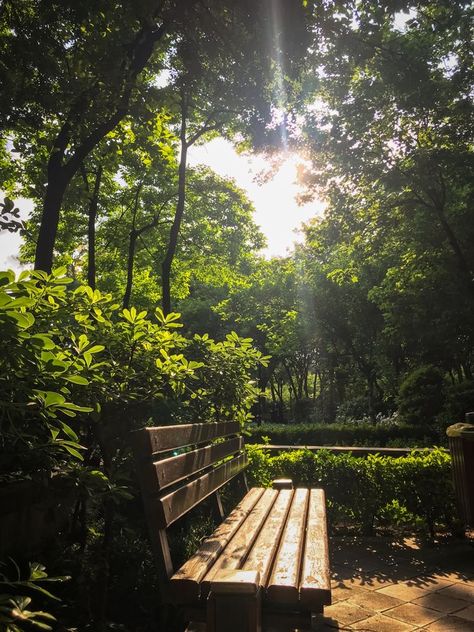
left=132, top=422, right=331, bottom=632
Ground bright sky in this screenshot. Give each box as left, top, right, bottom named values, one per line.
left=0, top=138, right=324, bottom=270
left=188, top=138, right=324, bottom=256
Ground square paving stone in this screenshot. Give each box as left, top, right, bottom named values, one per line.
left=377, top=581, right=428, bottom=601
left=437, top=582, right=474, bottom=601
left=422, top=615, right=474, bottom=631
left=413, top=592, right=470, bottom=614
left=331, top=583, right=366, bottom=603
left=384, top=602, right=442, bottom=626
left=347, top=589, right=403, bottom=612
left=404, top=574, right=454, bottom=591
left=323, top=601, right=373, bottom=625
left=350, top=613, right=413, bottom=631
left=456, top=605, right=474, bottom=622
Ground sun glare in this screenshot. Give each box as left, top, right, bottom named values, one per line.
left=188, top=139, right=325, bottom=258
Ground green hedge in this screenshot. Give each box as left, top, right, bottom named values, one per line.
left=246, top=422, right=439, bottom=448
left=246, top=446, right=457, bottom=537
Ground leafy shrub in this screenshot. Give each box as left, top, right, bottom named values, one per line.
left=398, top=365, right=445, bottom=426
left=0, top=560, right=68, bottom=631
left=0, top=268, right=268, bottom=628
left=246, top=446, right=455, bottom=537
left=246, top=421, right=437, bottom=447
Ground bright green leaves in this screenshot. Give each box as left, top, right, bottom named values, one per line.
left=72, top=334, right=105, bottom=368
left=4, top=310, right=35, bottom=329
left=1, top=267, right=268, bottom=479
left=154, top=307, right=182, bottom=328
left=189, top=330, right=270, bottom=426
left=0, top=270, right=102, bottom=465
left=122, top=306, right=147, bottom=324
left=32, top=390, right=92, bottom=418
left=29, top=334, right=56, bottom=349
left=0, top=269, right=15, bottom=286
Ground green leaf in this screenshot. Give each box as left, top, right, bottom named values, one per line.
left=0, top=270, right=15, bottom=286
left=62, top=444, right=84, bottom=460
left=30, top=334, right=56, bottom=350
left=60, top=422, right=78, bottom=441
left=44, top=359, right=69, bottom=373
left=63, top=375, right=89, bottom=385
left=85, top=345, right=105, bottom=355
left=5, top=311, right=35, bottom=329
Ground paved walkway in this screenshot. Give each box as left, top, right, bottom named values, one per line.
left=319, top=534, right=474, bottom=631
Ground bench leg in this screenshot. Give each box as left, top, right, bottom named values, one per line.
left=206, top=570, right=261, bottom=632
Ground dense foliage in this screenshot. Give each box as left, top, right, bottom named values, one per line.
left=247, top=445, right=457, bottom=538
left=1, top=1, right=473, bottom=629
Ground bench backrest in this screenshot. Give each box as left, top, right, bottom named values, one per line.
left=132, top=421, right=247, bottom=578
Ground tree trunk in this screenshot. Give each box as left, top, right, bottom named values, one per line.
left=162, top=92, right=187, bottom=315
left=87, top=166, right=102, bottom=289
left=34, top=164, right=69, bottom=272
left=33, top=21, right=167, bottom=271
left=282, top=359, right=298, bottom=401
left=123, top=231, right=138, bottom=310
left=122, top=185, right=143, bottom=309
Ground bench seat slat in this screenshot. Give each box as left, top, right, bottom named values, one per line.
left=242, top=489, right=293, bottom=586
left=158, top=453, right=247, bottom=527
left=170, top=487, right=265, bottom=604
left=266, top=488, right=309, bottom=604
left=143, top=436, right=244, bottom=492
left=203, top=489, right=278, bottom=590
left=299, top=488, right=332, bottom=607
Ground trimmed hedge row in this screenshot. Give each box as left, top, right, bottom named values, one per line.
left=246, top=422, right=439, bottom=448
left=245, top=446, right=457, bottom=537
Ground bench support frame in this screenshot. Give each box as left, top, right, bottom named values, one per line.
left=207, top=570, right=262, bottom=632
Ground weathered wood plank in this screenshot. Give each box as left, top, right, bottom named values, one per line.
left=210, top=569, right=260, bottom=595
left=242, top=489, right=293, bottom=586
left=133, top=421, right=240, bottom=456
left=203, top=489, right=278, bottom=588
left=299, top=488, right=332, bottom=607
left=141, top=436, right=244, bottom=493
left=170, top=487, right=265, bottom=603
left=266, top=488, right=309, bottom=604
left=158, top=453, right=247, bottom=527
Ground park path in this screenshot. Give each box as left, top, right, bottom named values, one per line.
left=317, top=533, right=474, bottom=631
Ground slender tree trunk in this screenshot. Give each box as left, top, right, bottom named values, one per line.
left=123, top=232, right=138, bottom=310
left=162, top=92, right=187, bottom=315
left=312, top=371, right=318, bottom=401
left=282, top=359, right=298, bottom=401
left=87, top=166, right=102, bottom=289
left=122, top=185, right=142, bottom=309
